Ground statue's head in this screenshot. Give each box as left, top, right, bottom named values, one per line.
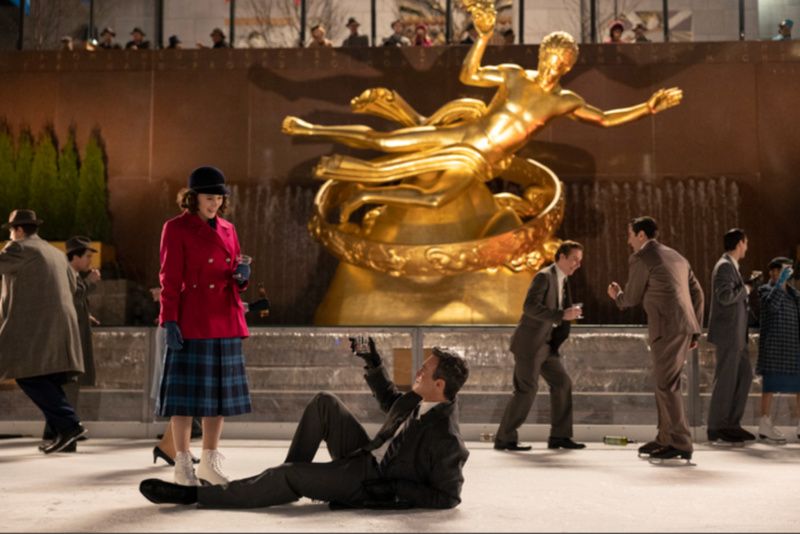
left=537, top=31, right=579, bottom=84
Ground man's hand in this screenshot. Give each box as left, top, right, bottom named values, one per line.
left=689, top=334, right=700, bottom=350
left=348, top=336, right=381, bottom=368
left=87, top=269, right=101, bottom=284
left=462, top=0, right=496, bottom=35
left=607, top=282, right=622, bottom=300
left=164, top=321, right=184, bottom=351
left=89, top=314, right=101, bottom=326
left=563, top=305, right=582, bottom=321
left=647, top=87, right=683, bottom=114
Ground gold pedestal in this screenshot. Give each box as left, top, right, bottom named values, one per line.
left=314, top=262, right=533, bottom=325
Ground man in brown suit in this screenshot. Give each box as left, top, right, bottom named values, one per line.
left=495, top=241, right=586, bottom=451
left=608, top=216, right=704, bottom=461
left=0, top=210, right=86, bottom=454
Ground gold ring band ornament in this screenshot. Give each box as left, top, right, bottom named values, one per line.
left=308, top=153, right=564, bottom=278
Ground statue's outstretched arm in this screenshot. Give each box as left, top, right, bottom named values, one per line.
left=459, top=0, right=504, bottom=87
left=570, top=87, right=683, bottom=127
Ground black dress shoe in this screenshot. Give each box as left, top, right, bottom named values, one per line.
left=649, top=445, right=692, bottom=461
left=42, top=424, right=87, bottom=455
left=152, top=446, right=200, bottom=466
left=637, top=440, right=661, bottom=456
left=139, top=479, right=198, bottom=505
left=547, top=437, right=586, bottom=449
left=494, top=440, right=532, bottom=451
left=730, top=427, right=756, bottom=441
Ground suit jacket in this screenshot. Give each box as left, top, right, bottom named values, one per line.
left=510, top=263, right=571, bottom=356
left=0, top=235, right=83, bottom=380
left=358, top=364, right=469, bottom=509
left=159, top=211, right=248, bottom=339
left=615, top=240, right=704, bottom=342
left=707, top=254, right=749, bottom=350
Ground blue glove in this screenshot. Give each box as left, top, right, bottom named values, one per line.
left=233, top=263, right=251, bottom=283
left=777, top=265, right=794, bottom=287
left=164, top=321, right=184, bottom=351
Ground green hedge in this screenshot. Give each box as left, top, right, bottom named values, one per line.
left=0, top=123, right=111, bottom=242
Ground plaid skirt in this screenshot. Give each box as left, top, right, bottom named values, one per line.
left=156, top=338, right=252, bottom=417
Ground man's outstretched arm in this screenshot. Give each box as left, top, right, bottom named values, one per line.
left=459, top=0, right=505, bottom=87
left=569, top=87, right=683, bottom=127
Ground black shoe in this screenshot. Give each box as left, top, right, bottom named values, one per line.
left=547, top=437, right=586, bottom=449
left=637, top=440, right=661, bottom=456
left=61, top=441, right=77, bottom=453
left=41, top=424, right=87, bottom=455
left=494, top=440, right=532, bottom=451
left=139, top=479, right=198, bottom=505
left=729, top=427, right=756, bottom=441
left=649, top=445, right=692, bottom=461
left=152, top=446, right=200, bottom=466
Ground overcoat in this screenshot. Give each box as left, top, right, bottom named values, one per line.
left=159, top=211, right=249, bottom=340
left=0, top=235, right=84, bottom=380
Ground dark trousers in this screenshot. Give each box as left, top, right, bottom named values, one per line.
left=650, top=334, right=693, bottom=452
left=496, top=345, right=574, bottom=443
left=198, top=392, right=380, bottom=509
left=16, top=374, right=81, bottom=434
left=707, top=344, right=752, bottom=432
left=43, top=380, right=80, bottom=439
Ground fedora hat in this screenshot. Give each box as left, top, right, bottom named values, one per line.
left=101, top=27, right=116, bottom=37
left=66, top=235, right=98, bottom=255
left=188, top=166, right=230, bottom=195
left=131, top=27, right=145, bottom=36
left=3, top=209, right=43, bottom=229
left=346, top=17, right=360, bottom=28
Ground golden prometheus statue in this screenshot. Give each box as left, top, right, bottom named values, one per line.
left=282, top=0, right=683, bottom=325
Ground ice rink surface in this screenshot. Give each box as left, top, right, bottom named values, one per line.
left=1, top=438, right=799, bottom=532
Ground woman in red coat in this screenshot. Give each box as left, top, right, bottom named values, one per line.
left=156, top=166, right=252, bottom=486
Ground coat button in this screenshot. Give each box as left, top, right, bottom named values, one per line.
left=192, top=284, right=197, bottom=289
left=208, top=258, right=214, bottom=263
left=209, top=284, right=215, bottom=289
left=225, top=258, right=231, bottom=263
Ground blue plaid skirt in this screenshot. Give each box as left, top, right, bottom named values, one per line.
left=156, top=338, right=252, bottom=417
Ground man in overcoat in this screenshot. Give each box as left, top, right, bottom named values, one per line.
left=0, top=210, right=86, bottom=454
left=706, top=228, right=756, bottom=444
left=608, top=216, right=704, bottom=461
left=140, top=340, right=470, bottom=510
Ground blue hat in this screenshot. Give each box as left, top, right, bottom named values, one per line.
left=188, top=166, right=229, bottom=195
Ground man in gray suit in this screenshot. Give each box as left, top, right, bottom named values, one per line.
left=0, top=210, right=86, bottom=454
left=495, top=241, right=586, bottom=451
left=608, top=216, right=703, bottom=461
left=706, top=228, right=757, bottom=444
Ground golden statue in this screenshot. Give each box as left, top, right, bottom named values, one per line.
left=282, top=0, right=683, bottom=325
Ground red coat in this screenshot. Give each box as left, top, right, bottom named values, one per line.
left=159, top=211, right=249, bottom=339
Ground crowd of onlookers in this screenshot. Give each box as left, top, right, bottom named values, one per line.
left=54, top=15, right=793, bottom=52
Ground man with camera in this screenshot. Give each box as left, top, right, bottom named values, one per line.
left=139, top=338, right=470, bottom=510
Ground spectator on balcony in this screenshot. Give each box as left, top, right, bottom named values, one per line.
left=308, top=24, right=333, bottom=48
left=125, top=27, right=151, bottom=50
left=199, top=28, right=229, bottom=49
left=60, top=36, right=73, bottom=51
left=342, top=17, right=369, bottom=47
left=382, top=20, right=411, bottom=47
left=772, top=19, right=793, bottom=40
left=502, top=28, right=515, bottom=45
left=633, top=23, right=650, bottom=43
left=460, top=21, right=478, bottom=45
left=604, top=21, right=625, bottom=43
left=755, top=257, right=800, bottom=443
left=167, top=35, right=182, bottom=49
left=0, top=210, right=86, bottom=455
left=413, top=23, right=432, bottom=47
left=97, top=27, right=121, bottom=49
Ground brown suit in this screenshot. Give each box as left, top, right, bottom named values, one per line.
left=496, top=263, right=575, bottom=443
left=615, top=240, right=704, bottom=452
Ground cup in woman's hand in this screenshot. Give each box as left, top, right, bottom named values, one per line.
left=233, top=254, right=252, bottom=281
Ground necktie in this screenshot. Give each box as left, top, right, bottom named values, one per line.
left=379, top=405, right=419, bottom=472
left=561, top=276, right=569, bottom=310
